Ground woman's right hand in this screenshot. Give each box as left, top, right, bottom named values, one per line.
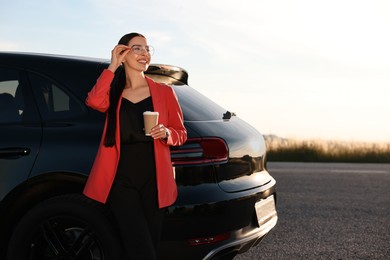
left=107, top=44, right=131, bottom=73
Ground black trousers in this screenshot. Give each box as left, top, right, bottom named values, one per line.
left=107, top=144, right=164, bottom=260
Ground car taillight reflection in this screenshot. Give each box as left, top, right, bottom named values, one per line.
left=188, top=232, right=230, bottom=246
left=171, top=138, right=228, bottom=165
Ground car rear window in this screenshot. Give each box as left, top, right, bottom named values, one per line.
left=172, top=85, right=226, bottom=121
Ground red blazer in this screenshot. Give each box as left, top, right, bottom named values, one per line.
left=83, top=69, right=187, bottom=208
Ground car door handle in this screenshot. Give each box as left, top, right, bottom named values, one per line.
left=0, top=147, right=31, bottom=158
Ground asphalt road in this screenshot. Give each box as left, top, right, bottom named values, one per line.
left=234, top=162, right=390, bottom=260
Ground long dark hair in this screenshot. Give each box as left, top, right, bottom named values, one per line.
left=104, top=32, right=145, bottom=147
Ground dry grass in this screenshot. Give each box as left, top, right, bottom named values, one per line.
left=264, top=135, right=390, bottom=163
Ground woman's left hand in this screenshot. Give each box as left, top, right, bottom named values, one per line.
left=150, top=124, right=169, bottom=140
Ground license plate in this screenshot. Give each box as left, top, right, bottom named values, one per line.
left=255, top=195, right=277, bottom=227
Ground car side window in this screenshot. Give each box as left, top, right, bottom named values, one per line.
left=0, top=68, right=24, bottom=124
left=29, top=73, right=85, bottom=120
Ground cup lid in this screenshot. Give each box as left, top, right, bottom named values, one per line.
left=143, top=111, right=159, bottom=115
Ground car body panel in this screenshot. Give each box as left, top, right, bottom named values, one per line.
left=0, top=52, right=277, bottom=260
left=0, top=68, right=42, bottom=201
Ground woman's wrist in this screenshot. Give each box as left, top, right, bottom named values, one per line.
left=107, top=63, right=120, bottom=73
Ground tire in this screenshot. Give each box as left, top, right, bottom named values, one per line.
left=7, top=194, right=123, bottom=260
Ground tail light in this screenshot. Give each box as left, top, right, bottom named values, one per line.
left=171, top=137, right=228, bottom=166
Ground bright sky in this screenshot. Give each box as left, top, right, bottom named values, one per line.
left=1, top=0, right=390, bottom=142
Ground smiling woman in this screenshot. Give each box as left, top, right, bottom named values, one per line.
left=82, top=32, right=187, bottom=260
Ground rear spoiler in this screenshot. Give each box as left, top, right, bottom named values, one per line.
left=98, top=63, right=189, bottom=85
left=146, top=64, right=189, bottom=85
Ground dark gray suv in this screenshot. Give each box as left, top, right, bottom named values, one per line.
left=0, top=52, right=277, bottom=260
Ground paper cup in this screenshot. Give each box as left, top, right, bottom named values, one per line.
left=143, top=111, right=159, bottom=136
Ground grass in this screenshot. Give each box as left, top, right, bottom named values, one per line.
left=264, top=135, right=390, bottom=163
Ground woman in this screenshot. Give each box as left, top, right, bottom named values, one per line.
left=83, top=32, right=187, bottom=260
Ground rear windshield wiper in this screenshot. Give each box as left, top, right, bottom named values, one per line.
left=223, top=111, right=236, bottom=120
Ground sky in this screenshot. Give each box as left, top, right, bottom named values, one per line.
left=1, top=0, right=390, bottom=142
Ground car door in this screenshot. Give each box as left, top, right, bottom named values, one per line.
left=26, top=71, right=99, bottom=178
left=0, top=68, right=42, bottom=201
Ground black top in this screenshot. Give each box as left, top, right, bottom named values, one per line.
left=119, top=96, right=154, bottom=144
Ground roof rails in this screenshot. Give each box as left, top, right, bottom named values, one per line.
left=146, top=64, right=189, bottom=85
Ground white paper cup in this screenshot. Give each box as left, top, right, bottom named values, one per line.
left=143, top=111, right=159, bottom=136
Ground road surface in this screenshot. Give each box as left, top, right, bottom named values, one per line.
left=235, top=162, right=390, bottom=259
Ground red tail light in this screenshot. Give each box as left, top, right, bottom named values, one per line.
left=171, top=138, right=228, bottom=166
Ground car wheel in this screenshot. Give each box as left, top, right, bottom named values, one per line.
left=7, top=194, right=122, bottom=260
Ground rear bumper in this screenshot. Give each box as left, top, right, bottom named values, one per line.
left=160, top=167, right=278, bottom=260
left=160, top=187, right=278, bottom=260
left=203, top=211, right=278, bottom=259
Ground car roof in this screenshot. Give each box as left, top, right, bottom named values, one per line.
left=0, top=52, right=189, bottom=85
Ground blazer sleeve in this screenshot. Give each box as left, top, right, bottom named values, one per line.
left=85, top=69, right=114, bottom=112
left=163, top=87, right=187, bottom=147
